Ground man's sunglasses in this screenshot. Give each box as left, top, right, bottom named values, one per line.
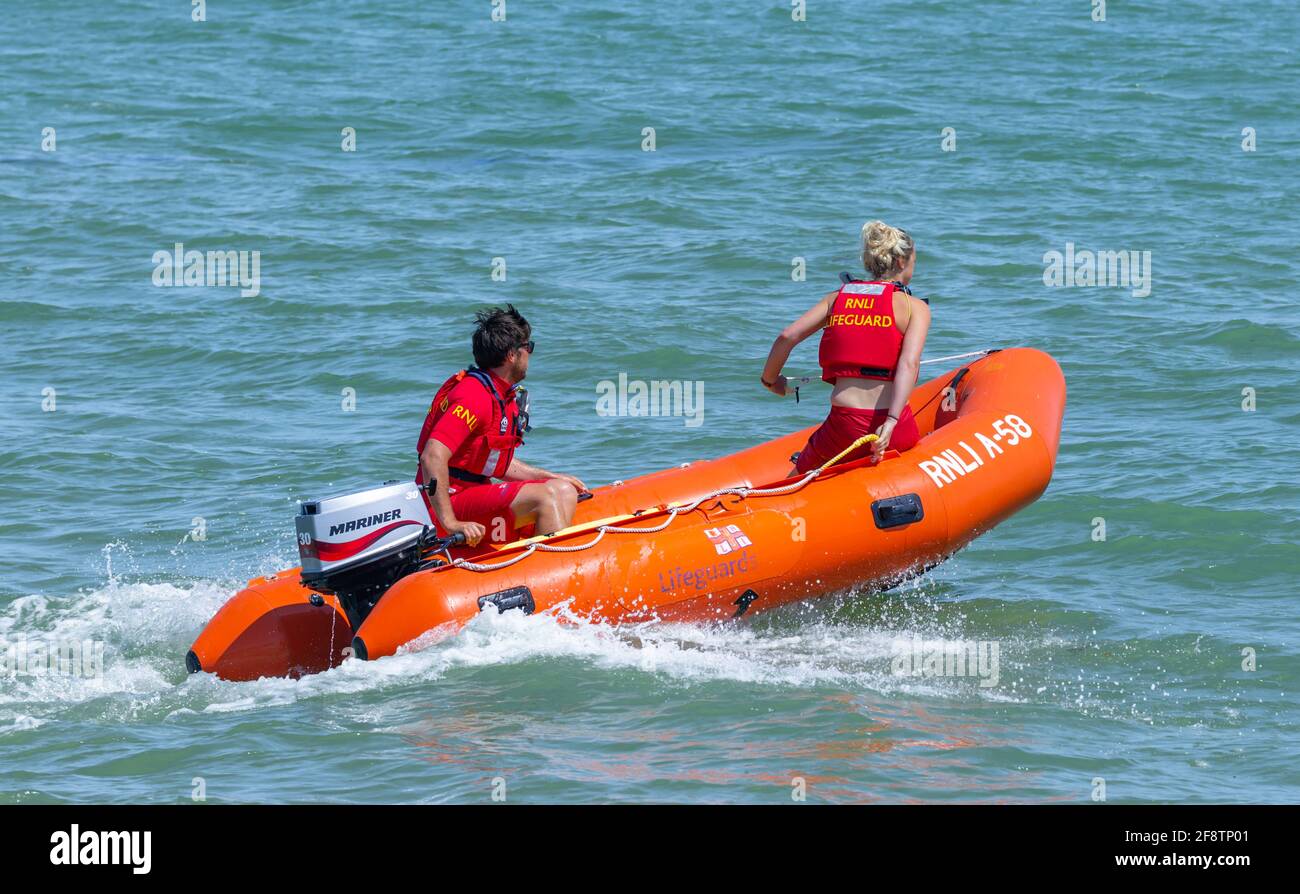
left=517, top=340, right=535, bottom=354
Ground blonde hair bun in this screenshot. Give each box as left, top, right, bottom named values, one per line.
left=861, top=220, right=915, bottom=279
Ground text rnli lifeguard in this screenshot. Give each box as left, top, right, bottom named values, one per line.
left=818, top=280, right=906, bottom=383
left=826, top=297, right=894, bottom=329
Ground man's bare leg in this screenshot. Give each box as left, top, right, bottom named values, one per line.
left=510, top=479, right=579, bottom=535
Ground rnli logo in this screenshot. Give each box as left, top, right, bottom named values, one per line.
left=843, top=296, right=877, bottom=309
left=704, top=524, right=751, bottom=555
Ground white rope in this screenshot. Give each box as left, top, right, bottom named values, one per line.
left=446, top=469, right=825, bottom=574
left=790, top=349, right=992, bottom=386
left=918, top=349, right=992, bottom=366
left=537, top=529, right=609, bottom=552
left=452, top=545, right=538, bottom=572
left=740, top=475, right=817, bottom=497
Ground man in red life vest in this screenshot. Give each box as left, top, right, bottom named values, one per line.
left=416, top=305, right=586, bottom=546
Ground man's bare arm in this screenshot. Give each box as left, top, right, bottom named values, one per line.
left=419, top=440, right=485, bottom=543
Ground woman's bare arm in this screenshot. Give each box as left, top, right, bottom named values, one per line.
left=885, top=297, right=931, bottom=421
left=760, top=290, right=837, bottom=395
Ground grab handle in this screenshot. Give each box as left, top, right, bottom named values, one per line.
left=871, top=493, right=924, bottom=529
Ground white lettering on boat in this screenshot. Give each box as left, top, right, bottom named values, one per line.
left=918, top=414, right=1033, bottom=489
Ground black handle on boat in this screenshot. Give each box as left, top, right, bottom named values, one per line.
left=578, top=491, right=593, bottom=502
left=419, top=529, right=466, bottom=564
left=416, top=530, right=467, bottom=566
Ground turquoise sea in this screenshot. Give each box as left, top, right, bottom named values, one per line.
left=1, top=1, right=1297, bottom=803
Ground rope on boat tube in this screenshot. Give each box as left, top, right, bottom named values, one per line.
left=919, top=349, right=993, bottom=366
left=447, top=434, right=879, bottom=573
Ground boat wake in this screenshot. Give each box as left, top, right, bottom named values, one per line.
left=2, top=555, right=1033, bottom=734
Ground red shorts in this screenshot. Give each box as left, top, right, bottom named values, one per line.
left=794, top=405, right=919, bottom=473
left=441, top=478, right=549, bottom=543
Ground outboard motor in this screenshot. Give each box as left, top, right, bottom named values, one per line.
left=296, top=481, right=434, bottom=628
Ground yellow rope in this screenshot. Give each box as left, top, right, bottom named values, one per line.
left=815, top=433, right=879, bottom=472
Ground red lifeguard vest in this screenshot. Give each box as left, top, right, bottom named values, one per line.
left=416, top=368, right=523, bottom=483
left=818, top=280, right=906, bottom=383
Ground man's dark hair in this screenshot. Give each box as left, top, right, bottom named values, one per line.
left=472, top=304, right=531, bottom=369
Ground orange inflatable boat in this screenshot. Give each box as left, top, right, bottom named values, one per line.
left=188, top=347, right=1065, bottom=681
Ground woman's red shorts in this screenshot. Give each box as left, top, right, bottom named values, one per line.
left=793, top=405, right=919, bottom=473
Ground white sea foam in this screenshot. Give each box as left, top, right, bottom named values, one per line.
left=2, top=565, right=1027, bottom=727
left=0, top=575, right=231, bottom=724
left=316, top=598, right=1021, bottom=703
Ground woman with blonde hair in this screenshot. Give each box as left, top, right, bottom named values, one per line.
left=761, top=220, right=931, bottom=471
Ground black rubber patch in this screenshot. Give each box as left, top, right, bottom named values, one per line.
left=478, top=586, right=536, bottom=615
left=184, top=650, right=202, bottom=674
left=872, top=493, right=924, bottom=529
left=732, top=589, right=759, bottom=618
